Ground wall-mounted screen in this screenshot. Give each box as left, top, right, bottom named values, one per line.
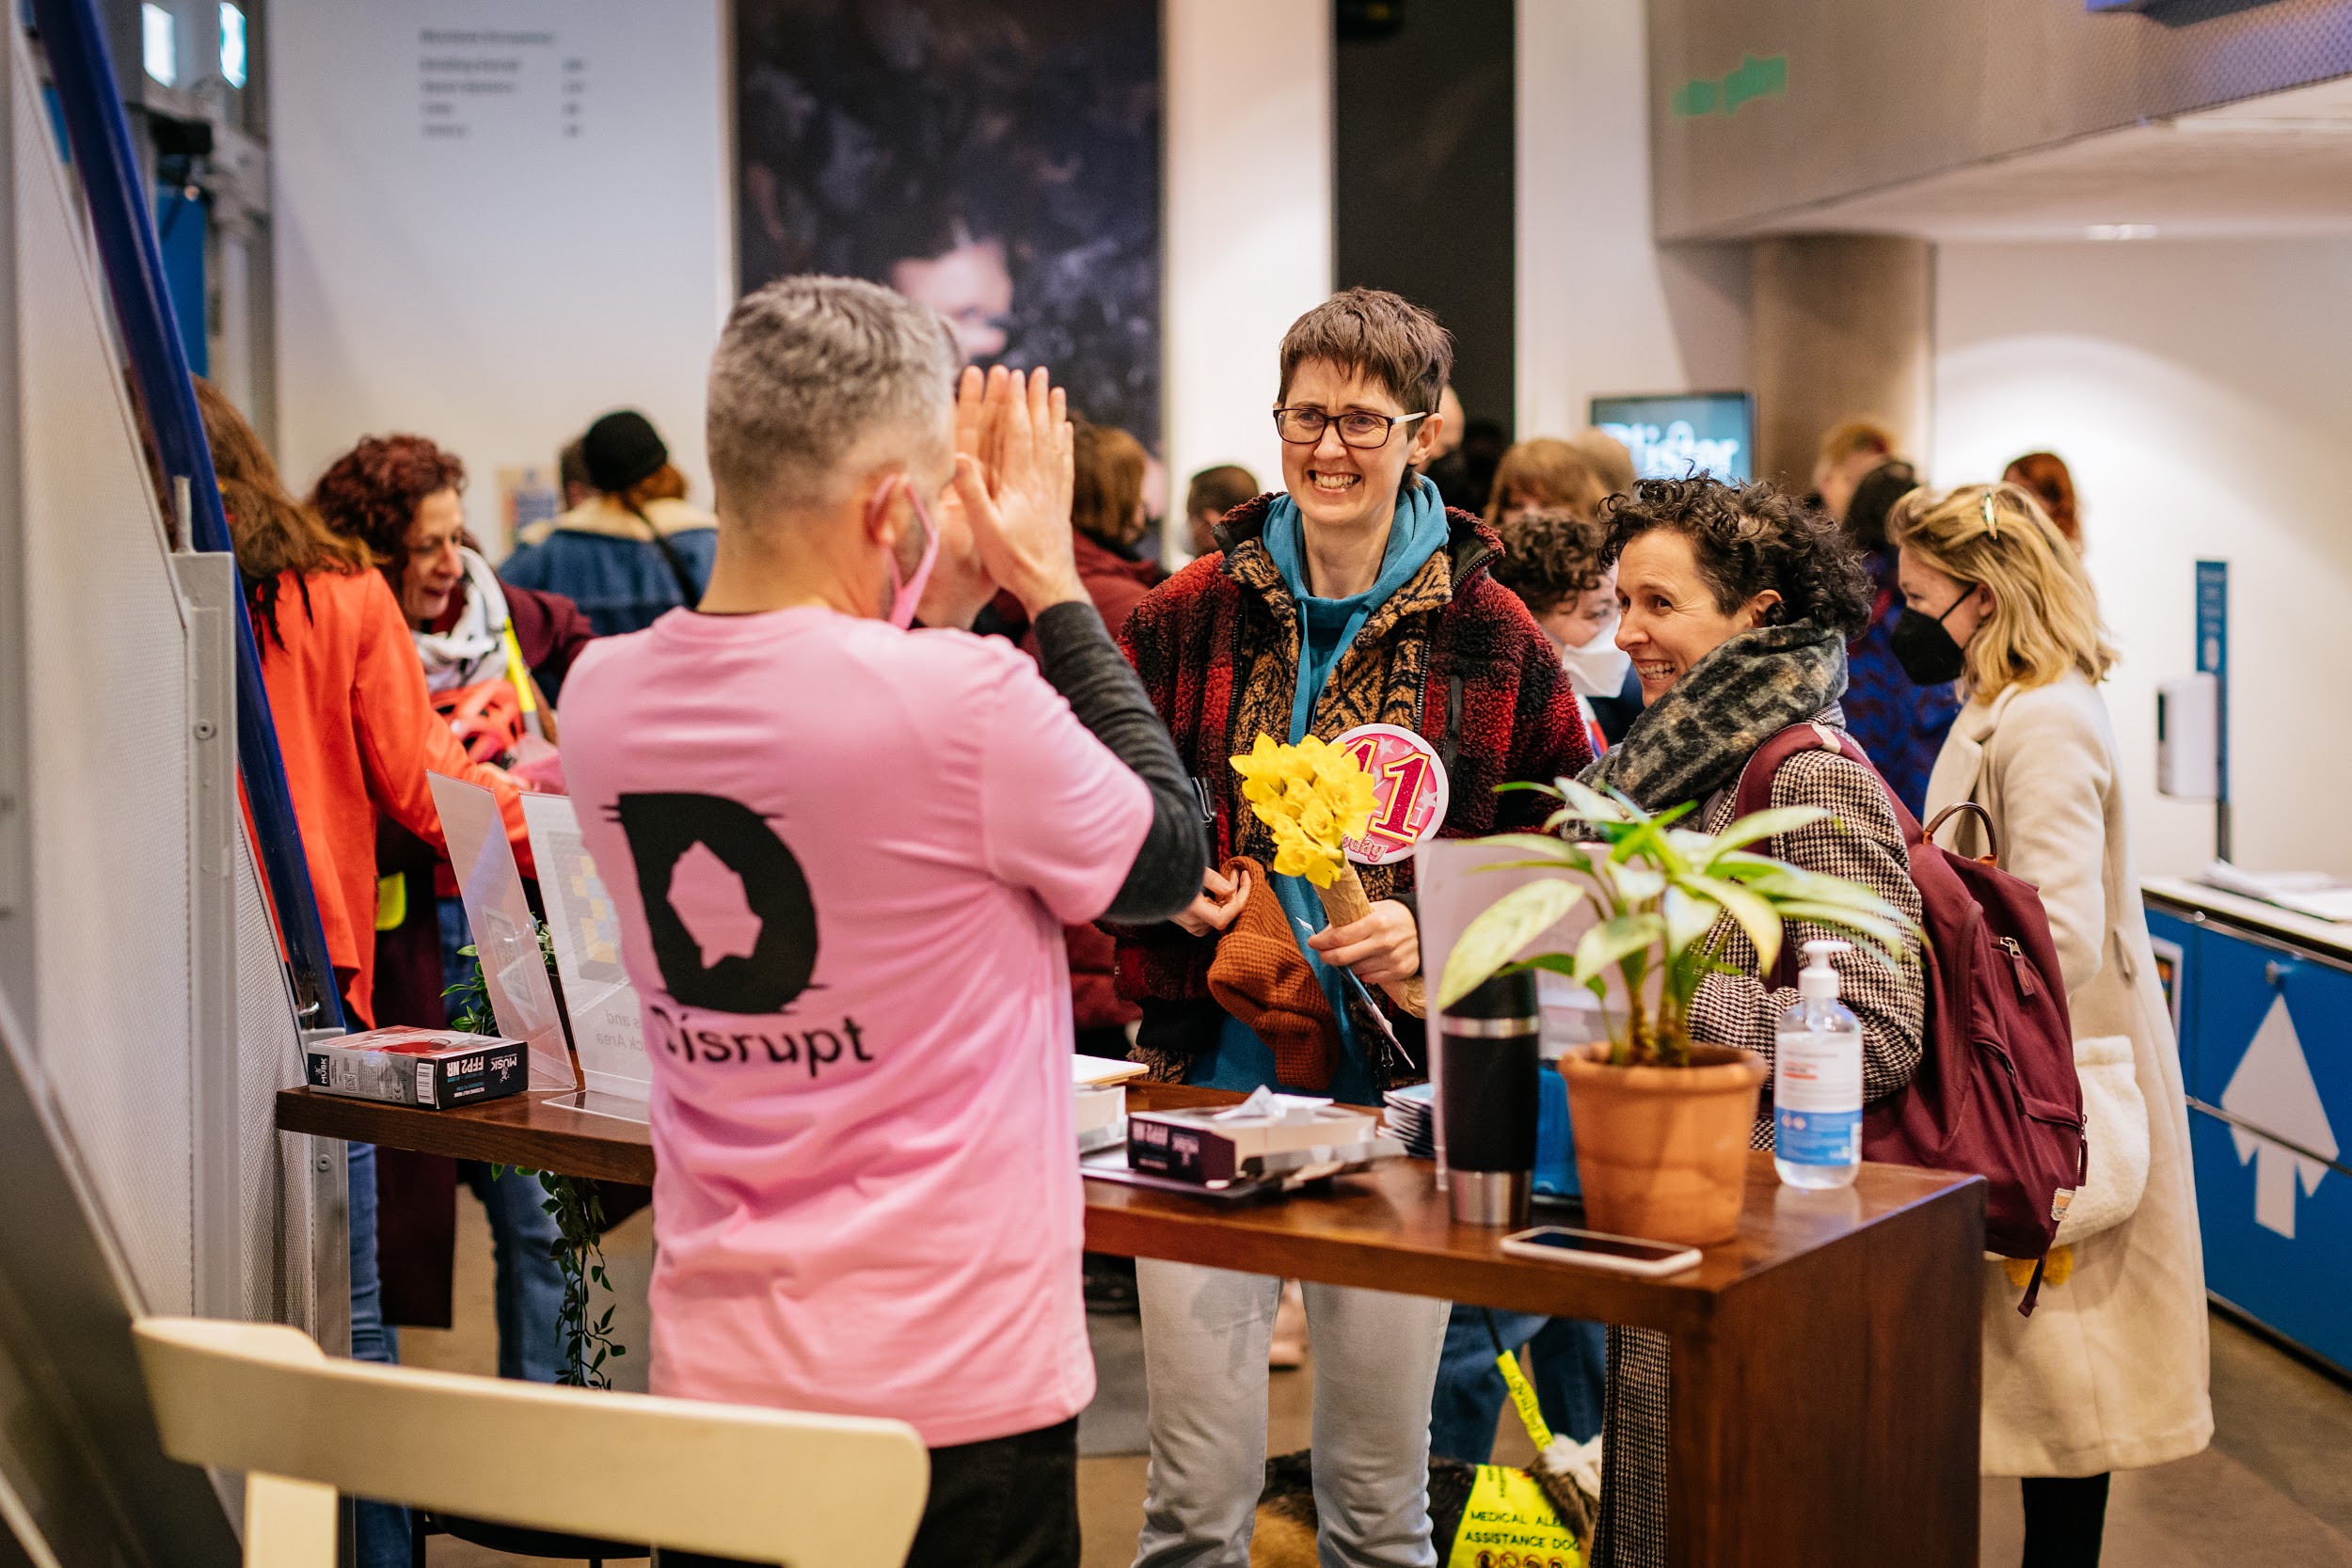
left=1588, top=392, right=1754, bottom=483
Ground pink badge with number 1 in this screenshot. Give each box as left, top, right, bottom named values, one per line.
left=1334, top=722, right=1450, bottom=865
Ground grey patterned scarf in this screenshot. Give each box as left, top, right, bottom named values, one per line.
left=1581, top=621, right=1848, bottom=811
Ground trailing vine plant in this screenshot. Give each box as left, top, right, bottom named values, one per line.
left=444, top=928, right=627, bottom=1388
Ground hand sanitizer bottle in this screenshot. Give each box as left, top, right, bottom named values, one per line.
left=1774, top=939, right=1863, bottom=1190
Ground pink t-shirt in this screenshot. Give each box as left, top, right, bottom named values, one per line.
left=558, top=605, right=1151, bottom=1447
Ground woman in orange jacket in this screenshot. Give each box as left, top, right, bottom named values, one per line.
left=196, top=377, right=532, bottom=1568
left=195, top=380, right=531, bottom=1029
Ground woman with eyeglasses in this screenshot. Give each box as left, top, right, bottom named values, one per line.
left=1113, top=288, right=1586, bottom=1568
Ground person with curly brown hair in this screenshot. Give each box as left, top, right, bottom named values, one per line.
left=310, top=433, right=591, bottom=721
left=310, top=431, right=577, bottom=1394
left=1490, top=507, right=1644, bottom=747
left=1580, top=475, right=1927, bottom=1568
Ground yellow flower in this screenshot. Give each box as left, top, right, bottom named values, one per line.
left=1232, top=737, right=1374, bottom=883
left=1231, top=734, right=1373, bottom=886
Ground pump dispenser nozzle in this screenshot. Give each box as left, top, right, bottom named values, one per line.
left=1797, top=939, right=1851, bottom=1000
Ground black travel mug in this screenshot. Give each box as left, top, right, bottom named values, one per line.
left=1439, top=970, right=1540, bottom=1226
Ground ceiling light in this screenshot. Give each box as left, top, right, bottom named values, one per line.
left=2086, top=224, right=2158, bottom=241
left=141, top=3, right=176, bottom=87
left=220, top=5, right=247, bottom=89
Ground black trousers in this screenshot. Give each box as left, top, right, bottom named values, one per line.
left=657, top=1416, right=1080, bottom=1568
left=2020, top=1473, right=2111, bottom=1568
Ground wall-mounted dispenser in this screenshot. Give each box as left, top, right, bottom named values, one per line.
left=2157, top=673, right=2219, bottom=801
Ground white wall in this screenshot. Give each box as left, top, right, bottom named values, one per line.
left=271, top=1, right=730, bottom=553
left=1163, top=0, right=1332, bottom=517
left=1515, top=0, right=1749, bottom=440
left=273, top=0, right=1324, bottom=558
left=1934, top=239, right=2352, bottom=878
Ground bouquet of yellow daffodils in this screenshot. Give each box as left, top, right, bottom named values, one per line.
left=1231, top=735, right=1427, bottom=1018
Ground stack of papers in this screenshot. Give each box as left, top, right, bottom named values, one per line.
left=1073, top=1056, right=1144, bottom=1154
left=2198, top=862, right=2352, bottom=925
left=1383, top=1082, right=1435, bottom=1160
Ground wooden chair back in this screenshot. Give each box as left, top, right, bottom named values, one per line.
left=133, top=1317, right=929, bottom=1567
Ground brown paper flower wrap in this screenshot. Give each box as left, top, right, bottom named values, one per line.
left=1231, top=736, right=1428, bottom=1019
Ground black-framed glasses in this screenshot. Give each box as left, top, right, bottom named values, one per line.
left=1272, top=406, right=1427, bottom=449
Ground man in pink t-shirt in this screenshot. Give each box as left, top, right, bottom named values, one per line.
left=558, top=279, right=1202, bottom=1568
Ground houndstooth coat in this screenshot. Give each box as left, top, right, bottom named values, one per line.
left=1595, top=716, right=1928, bottom=1568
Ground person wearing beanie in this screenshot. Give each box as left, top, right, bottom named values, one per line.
left=503, top=408, right=721, bottom=635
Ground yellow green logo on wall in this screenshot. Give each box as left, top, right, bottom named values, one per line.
left=1672, top=55, right=1788, bottom=117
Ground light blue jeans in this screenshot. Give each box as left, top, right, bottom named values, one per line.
left=347, top=1142, right=411, bottom=1567
left=1133, top=1259, right=1451, bottom=1568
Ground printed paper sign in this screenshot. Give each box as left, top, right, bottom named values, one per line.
left=1335, top=722, right=1449, bottom=865
left=521, top=794, right=650, bottom=1105
left=428, top=774, right=573, bottom=1090
left=1415, top=838, right=1613, bottom=1183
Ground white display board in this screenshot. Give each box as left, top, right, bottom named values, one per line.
left=428, top=774, right=572, bottom=1089
left=519, top=793, right=649, bottom=1105
left=1414, top=838, right=1608, bottom=1181
left=270, top=0, right=729, bottom=553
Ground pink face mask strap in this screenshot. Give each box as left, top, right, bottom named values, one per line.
left=882, top=477, right=942, bottom=629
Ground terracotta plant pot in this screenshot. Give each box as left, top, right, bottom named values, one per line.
left=1558, top=1041, right=1769, bottom=1246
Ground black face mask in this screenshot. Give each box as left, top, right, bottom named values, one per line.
left=1890, top=592, right=1972, bottom=687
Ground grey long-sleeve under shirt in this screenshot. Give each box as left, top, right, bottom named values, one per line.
left=1028, top=599, right=1205, bottom=925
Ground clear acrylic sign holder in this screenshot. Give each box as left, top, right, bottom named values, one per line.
left=518, top=793, right=652, bottom=1123
left=428, top=773, right=576, bottom=1094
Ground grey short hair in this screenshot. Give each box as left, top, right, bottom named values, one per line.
left=707, top=276, right=961, bottom=525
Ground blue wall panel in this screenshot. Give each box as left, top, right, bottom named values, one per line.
left=2161, top=908, right=2352, bottom=1373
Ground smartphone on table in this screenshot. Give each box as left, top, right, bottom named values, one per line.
left=1499, top=1225, right=1702, bottom=1278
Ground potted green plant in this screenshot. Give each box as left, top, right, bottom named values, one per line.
left=1437, top=778, right=1914, bottom=1244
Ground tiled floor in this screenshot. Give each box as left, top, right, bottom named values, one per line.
left=410, top=1194, right=2352, bottom=1566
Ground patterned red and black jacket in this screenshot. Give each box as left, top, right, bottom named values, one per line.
left=1112, top=492, right=1592, bottom=1087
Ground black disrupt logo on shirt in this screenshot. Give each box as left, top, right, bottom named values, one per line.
left=613, top=792, right=818, bottom=1013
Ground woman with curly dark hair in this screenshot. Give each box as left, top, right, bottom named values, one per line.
left=1581, top=475, right=1928, bottom=1568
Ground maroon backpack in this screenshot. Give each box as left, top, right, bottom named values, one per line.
left=1736, top=723, right=2087, bottom=1312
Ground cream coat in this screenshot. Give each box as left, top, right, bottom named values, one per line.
left=1925, top=674, right=2212, bottom=1477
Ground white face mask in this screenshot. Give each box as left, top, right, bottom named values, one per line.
left=1557, top=613, right=1631, bottom=699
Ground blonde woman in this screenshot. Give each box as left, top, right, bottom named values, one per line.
left=1892, top=483, right=2210, bottom=1568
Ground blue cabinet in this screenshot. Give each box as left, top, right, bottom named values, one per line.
left=2148, top=895, right=2352, bottom=1374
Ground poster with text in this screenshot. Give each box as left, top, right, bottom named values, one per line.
left=520, top=793, right=651, bottom=1104
left=734, top=0, right=1162, bottom=450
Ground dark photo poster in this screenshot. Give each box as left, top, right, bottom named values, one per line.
left=735, top=1, right=1163, bottom=450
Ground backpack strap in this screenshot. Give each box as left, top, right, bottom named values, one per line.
left=1735, top=721, right=1920, bottom=988
left=627, top=501, right=705, bottom=608
left=1732, top=721, right=1843, bottom=823
left=2017, top=1252, right=2050, bottom=1317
